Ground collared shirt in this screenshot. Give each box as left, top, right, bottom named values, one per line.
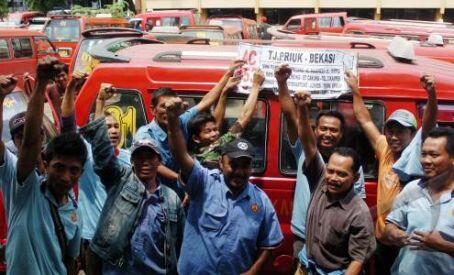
left=194, top=129, right=241, bottom=169
left=0, top=149, right=81, bottom=275
left=290, top=139, right=366, bottom=240
left=386, top=179, right=454, bottom=275
left=134, top=106, right=198, bottom=172
left=302, top=153, right=376, bottom=271
left=178, top=161, right=283, bottom=274
left=103, top=185, right=169, bottom=275
left=79, top=142, right=131, bottom=240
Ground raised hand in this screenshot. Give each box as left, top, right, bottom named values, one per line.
left=97, top=83, right=115, bottom=101
left=293, top=90, right=312, bottom=107
left=68, top=72, right=88, bottom=92
left=252, top=69, right=265, bottom=87
left=345, top=71, right=359, bottom=91
left=165, top=97, right=184, bottom=117
left=36, top=56, right=60, bottom=83
left=223, top=76, right=242, bottom=92
left=420, top=74, right=435, bottom=93
left=274, top=64, right=292, bottom=84
left=0, top=75, right=17, bottom=97
left=227, top=59, right=246, bottom=77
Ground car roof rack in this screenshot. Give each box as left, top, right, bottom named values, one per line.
left=358, top=55, right=384, bottom=68
left=82, top=27, right=143, bottom=38
left=153, top=50, right=237, bottom=62
left=89, top=37, right=163, bottom=63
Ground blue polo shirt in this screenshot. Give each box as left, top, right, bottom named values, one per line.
left=79, top=142, right=131, bottom=240
left=178, top=161, right=283, bottom=274
left=134, top=106, right=198, bottom=172
left=290, top=139, right=366, bottom=240
left=0, top=149, right=82, bottom=275
left=386, top=179, right=454, bottom=275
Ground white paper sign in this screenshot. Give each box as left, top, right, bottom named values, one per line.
left=237, top=43, right=358, bottom=99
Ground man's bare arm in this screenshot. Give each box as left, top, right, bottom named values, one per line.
left=345, top=260, right=363, bottom=275
left=383, top=223, right=409, bottom=247
left=420, top=75, right=438, bottom=141
left=196, top=60, right=244, bottom=112
left=294, top=91, right=318, bottom=164
left=275, top=64, right=298, bottom=144
left=0, top=75, right=17, bottom=162
left=347, top=72, right=382, bottom=150
left=94, top=83, right=115, bottom=120
left=166, top=98, right=194, bottom=179
left=157, top=165, right=179, bottom=181
left=241, top=249, right=272, bottom=275
left=17, top=57, right=59, bottom=182
left=61, top=72, right=87, bottom=118
left=213, top=76, right=241, bottom=130
left=237, top=70, right=265, bottom=129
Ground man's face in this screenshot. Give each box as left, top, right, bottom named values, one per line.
left=45, top=155, right=84, bottom=198
left=220, top=155, right=252, bottom=192
left=325, top=153, right=357, bottom=197
left=54, top=71, right=68, bottom=92
left=384, top=121, right=414, bottom=155
left=194, top=121, right=220, bottom=147
left=131, top=148, right=160, bottom=182
left=314, top=116, right=343, bottom=150
left=106, top=115, right=120, bottom=148
left=421, top=137, right=453, bottom=178
left=152, top=95, right=177, bottom=127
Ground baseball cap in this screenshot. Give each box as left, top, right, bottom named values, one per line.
left=9, top=112, right=26, bottom=136
left=220, top=138, right=254, bottom=159
left=130, top=139, right=161, bottom=160
left=386, top=109, right=417, bottom=129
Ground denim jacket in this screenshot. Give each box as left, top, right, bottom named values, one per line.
left=80, top=118, right=185, bottom=274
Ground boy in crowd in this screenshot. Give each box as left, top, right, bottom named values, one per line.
left=166, top=97, right=283, bottom=274
left=293, top=90, right=376, bottom=275
left=349, top=71, right=438, bottom=274
left=384, top=127, right=453, bottom=274
left=189, top=69, right=264, bottom=168
left=0, top=58, right=87, bottom=275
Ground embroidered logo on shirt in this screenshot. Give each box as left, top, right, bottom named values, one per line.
left=70, top=211, right=77, bottom=223
left=251, top=203, right=259, bottom=213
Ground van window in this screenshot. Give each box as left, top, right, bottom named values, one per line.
left=34, top=37, right=56, bottom=55
left=162, top=17, right=179, bottom=27
left=181, top=17, right=190, bottom=26
left=45, top=19, right=80, bottom=42
left=89, top=89, right=147, bottom=149
left=332, top=17, right=344, bottom=27
left=0, top=39, right=10, bottom=59
left=12, top=38, right=33, bottom=58
left=317, top=17, right=332, bottom=28
left=279, top=100, right=385, bottom=179
left=181, top=95, right=268, bottom=173
left=286, top=19, right=301, bottom=31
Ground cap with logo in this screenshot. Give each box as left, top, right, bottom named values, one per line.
left=385, top=109, right=417, bottom=129
left=9, top=112, right=26, bottom=136
left=220, top=138, right=254, bottom=159
left=130, top=139, right=162, bottom=160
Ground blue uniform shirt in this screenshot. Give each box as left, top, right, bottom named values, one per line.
left=386, top=179, right=454, bottom=275
left=0, top=149, right=82, bottom=275
left=79, top=142, right=131, bottom=240
left=290, top=139, right=366, bottom=240
left=178, top=161, right=283, bottom=274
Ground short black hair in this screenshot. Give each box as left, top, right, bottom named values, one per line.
left=54, top=63, right=69, bottom=75
left=316, top=110, right=345, bottom=132
left=44, top=132, right=87, bottom=166
left=426, top=127, right=454, bottom=156
left=332, top=147, right=361, bottom=173
left=151, top=88, right=178, bottom=107
left=188, top=112, right=216, bottom=137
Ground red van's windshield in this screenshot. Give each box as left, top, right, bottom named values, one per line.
left=45, top=19, right=80, bottom=42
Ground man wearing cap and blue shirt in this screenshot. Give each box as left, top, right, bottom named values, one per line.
left=80, top=111, right=185, bottom=275
left=166, top=97, right=283, bottom=274
left=348, top=72, right=438, bottom=275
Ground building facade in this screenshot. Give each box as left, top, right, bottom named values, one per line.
left=140, top=0, right=454, bottom=24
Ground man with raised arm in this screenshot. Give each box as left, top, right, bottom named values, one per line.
left=348, top=72, right=438, bottom=274
left=275, top=64, right=366, bottom=267
left=166, top=97, right=283, bottom=274
left=1, top=58, right=87, bottom=275
left=293, top=91, right=375, bottom=275
left=188, top=70, right=264, bottom=169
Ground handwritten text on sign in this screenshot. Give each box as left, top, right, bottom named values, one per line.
left=238, top=43, right=358, bottom=99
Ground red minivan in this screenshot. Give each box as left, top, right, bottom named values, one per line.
left=73, top=43, right=454, bottom=274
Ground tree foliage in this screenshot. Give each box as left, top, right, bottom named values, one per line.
left=25, top=0, right=67, bottom=13
left=72, top=1, right=133, bottom=18
left=0, top=0, right=8, bottom=19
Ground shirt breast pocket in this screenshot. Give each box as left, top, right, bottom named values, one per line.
left=200, top=204, right=227, bottom=232
left=116, top=188, right=141, bottom=215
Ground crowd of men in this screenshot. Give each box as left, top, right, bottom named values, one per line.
left=0, top=56, right=452, bottom=275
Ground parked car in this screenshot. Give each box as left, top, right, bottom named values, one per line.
left=7, top=11, right=45, bottom=26
left=73, top=43, right=454, bottom=274
left=135, top=10, right=200, bottom=31
left=180, top=25, right=242, bottom=44
left=207, top=16, right=259, bottom=39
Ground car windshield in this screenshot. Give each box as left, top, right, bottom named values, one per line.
left=209, top=19, right=243, bottom=31
left=181, top=30, right=224, bottom=40
left=73, top=38, right=106, bottom=74
left=45, top=19, right=80, bottom=42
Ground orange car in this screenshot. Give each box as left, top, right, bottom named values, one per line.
left=44, top=15, right=130, bottom=64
